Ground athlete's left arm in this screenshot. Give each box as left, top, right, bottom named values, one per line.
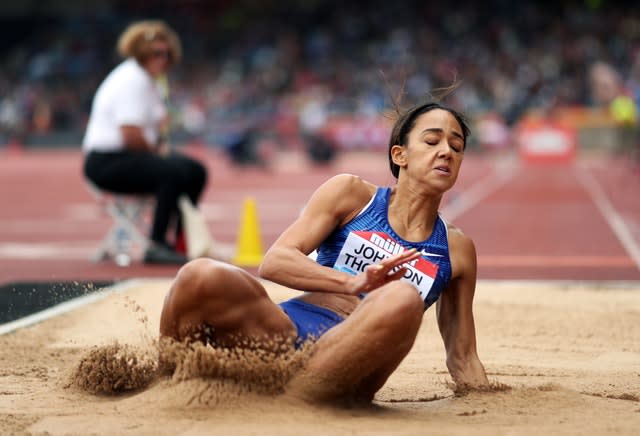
left=436, top=227, right=489, bottom=388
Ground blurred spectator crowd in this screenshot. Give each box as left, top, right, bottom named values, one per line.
left=0, top=0, right=638, bottom=153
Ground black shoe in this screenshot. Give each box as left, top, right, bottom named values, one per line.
left=144, top=243, right=189, bottom=265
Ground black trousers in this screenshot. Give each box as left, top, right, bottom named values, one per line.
left=84, top=150, right=208, bottom=246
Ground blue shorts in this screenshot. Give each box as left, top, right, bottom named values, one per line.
left=279, top=298, right=345, bottom=347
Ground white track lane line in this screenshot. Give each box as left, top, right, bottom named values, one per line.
left=0, top=279, right=147, bottom=336
left=575, top=165, right=640, bottom=272
left=0, top=242, right=95, bottom=260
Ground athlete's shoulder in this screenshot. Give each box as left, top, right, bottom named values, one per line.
left=322, top=173, right=377, bottom=197
left=311, top=174, right=378, bottom=224
left=445, top=221, right=476, bottom=250
left=444, top=221, right=477, bottom=278
left=444, top=220, right=464, bottom=236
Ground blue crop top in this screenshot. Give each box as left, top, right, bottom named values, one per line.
left=315, top=186, right=452, bottom=310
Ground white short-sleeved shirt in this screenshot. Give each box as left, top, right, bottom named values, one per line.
left=82, top=58, right=167, bottom=153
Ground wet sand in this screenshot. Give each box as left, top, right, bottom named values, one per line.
left=1, top=279, right=639, bottom=435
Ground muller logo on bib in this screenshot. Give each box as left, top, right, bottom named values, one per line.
left=334, top=231, right=439, bottom=301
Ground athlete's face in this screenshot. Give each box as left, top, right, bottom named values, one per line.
left=394, top=109, right=465, bottom=191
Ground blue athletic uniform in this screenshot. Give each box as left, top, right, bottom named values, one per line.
left=279, top=186, right=453, bottom=345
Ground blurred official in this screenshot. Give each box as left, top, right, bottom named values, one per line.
left=83, top=20, right=207, bottom=264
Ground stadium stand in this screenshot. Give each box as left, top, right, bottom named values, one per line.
left=0, top=0, right=637, bottom=160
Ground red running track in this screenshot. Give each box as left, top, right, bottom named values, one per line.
left=0, top=147, right=638, bottom=284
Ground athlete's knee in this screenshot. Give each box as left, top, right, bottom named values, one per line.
left=160, top=259, right=215, bottom=338
left=367, top=282, right=423, bottom=332
left=162, top=259, right=210, bottom=317
left=172, top=258, right=229, bottom=300
left=174, top=257, right=211, bottom=285
left=161, top=258, right=240, bottom=339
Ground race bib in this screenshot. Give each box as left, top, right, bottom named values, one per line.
left=333, top=231, right=439, bottom=301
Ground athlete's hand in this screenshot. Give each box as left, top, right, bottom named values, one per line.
left=346, top=248, right=422, bottom=295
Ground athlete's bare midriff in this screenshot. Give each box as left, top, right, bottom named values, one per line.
left=297, top=292, right=360, bottom=318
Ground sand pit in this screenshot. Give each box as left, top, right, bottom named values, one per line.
left=1, top=279, right=639, bottom=435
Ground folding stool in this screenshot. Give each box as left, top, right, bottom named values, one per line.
left=86, top=182, right=153, bottom=266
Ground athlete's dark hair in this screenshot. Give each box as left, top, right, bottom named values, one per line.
left=386, top=84, right=471, bottom=179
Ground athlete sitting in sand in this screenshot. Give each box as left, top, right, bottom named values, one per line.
left=159, top=98, right=489, bottom=403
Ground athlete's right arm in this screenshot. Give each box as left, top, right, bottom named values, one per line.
left=259, top=174, right=419, bottom=294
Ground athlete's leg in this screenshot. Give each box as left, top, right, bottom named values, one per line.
left=160, top=258, right=296, bottom=348
left=286, top=281, right=424, bottom=403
